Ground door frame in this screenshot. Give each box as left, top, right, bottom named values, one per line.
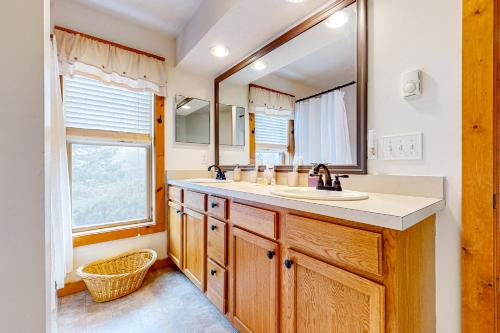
left=462, top=0, right=499, bottom=331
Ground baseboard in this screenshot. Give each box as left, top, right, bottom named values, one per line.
left=57, top=257, right=173, bottom=298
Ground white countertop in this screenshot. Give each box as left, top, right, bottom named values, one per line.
left=168, top=180, right=445, bottom=231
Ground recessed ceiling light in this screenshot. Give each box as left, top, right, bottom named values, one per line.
left=181, top=105, right=191, bottom=110
left=210, top=45, right=229, bottom=58
left=325, top=11, right=348, bottom=28
left=251, top=60, right=267, bottom=71
left=286, top=0, right=305, bottom=3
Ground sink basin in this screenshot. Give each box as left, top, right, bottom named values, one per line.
left=270, top=187, right=369, bottom=201
left=185, top=178, right=233, bottom=184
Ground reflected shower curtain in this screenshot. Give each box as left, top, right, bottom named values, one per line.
left=294, top=90, right=353, bottom=164
left=50, top=37, right=73, bottom=292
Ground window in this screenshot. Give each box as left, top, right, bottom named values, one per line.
left=254, top=113, right=289, bottom=165
left=64, top=76, right=154, bottom=232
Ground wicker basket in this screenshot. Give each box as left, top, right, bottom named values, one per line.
left=76, top=249, right=157, bottom=302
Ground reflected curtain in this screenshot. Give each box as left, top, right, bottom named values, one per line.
left=249, top=86, right=295, bottom=118
left=294, top=90, right=353, bottom=164
left=50, top=37, right=73, bottom=290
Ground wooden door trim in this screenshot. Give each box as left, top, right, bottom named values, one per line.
left=462, top=0, right=499, bottom=331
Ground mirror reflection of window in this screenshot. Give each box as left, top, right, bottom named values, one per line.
left=219, top=104, right=245, bottom=146
left=175, top=95, right=210, bottom=144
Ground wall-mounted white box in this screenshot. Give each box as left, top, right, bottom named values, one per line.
left=382, top=132, right=423, bottom=160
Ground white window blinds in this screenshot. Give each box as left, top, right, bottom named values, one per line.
left=255, top=113, right=288, bottom=147
left=64, top=76, right=152, bottom=134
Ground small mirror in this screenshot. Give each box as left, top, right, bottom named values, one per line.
left=219, top=104, right=245, bottom=146
left=175, top=95, right=210, bottom=144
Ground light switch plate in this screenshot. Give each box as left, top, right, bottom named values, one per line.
left=382, top=132, right=423, bottom=160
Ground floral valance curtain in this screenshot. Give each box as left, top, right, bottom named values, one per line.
left=55, top=29, right=167, bottom=96
left=249, top=86, right=295, bottom=119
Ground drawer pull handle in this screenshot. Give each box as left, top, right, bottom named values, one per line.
left=284, top=259, right=293, bottom=269
left=211, top=224, right=217, bottom=231
left=211, top=202, right=218, bottom=208
left=267, top=250, right=275, bottom=260
left=210, top=269, right=217, bottom=276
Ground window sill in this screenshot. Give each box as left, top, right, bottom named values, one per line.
left=72, top=220, right=165, bottom=248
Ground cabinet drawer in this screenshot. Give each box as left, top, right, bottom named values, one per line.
left=168, top=186, right=183, bottom=203
left=208, top=195, right=227, bottom=220
left=207, top=217, right=227, bottom=266
left=231, top=202, right=278, bottom=239
left=206, top=258, right=227, bottom=313
left=184, top=190, right=206, bottom=212
left=284, top=214, right=383, bottom=276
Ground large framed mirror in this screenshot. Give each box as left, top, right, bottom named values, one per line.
left=215, top=0, right=366, bottom=173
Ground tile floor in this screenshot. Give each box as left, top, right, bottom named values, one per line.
left=57, top=267, right=238, bottom=333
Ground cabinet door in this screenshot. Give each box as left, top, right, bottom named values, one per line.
left=167, top=201, right=183, bottom=269
left=183, top=208, right=206, bottom=291
left=282, top=249, right=385, bottom=333
left=232, top=227, right=279, bottom=333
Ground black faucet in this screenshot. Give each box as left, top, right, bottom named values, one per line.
left=313, top=164, right=349, bottom=191
left=314, top=164, right=333, bottom=187
left=208, top=165, right=226, bottom=180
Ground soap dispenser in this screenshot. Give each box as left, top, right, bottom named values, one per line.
left=308, top=164, right=319, bottom=187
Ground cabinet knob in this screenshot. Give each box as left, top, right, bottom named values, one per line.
left=267, top=250, right=275, bottom=260
left=210, top=269, right=217, bottom=276
left=284, top=259, right=293, bottom=269
left=211, top=224, right=217, bottom=231
left=176, top=210, right=181, bottom=215
left=211, top=202, right=218, bottom=208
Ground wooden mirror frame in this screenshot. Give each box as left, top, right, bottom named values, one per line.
left=214, top=0, right=367, bottom=174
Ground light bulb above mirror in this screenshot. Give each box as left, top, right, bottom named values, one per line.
left=251, top=60, right=267, bottom=71
left=210, top=45, right=230, bottom=58
left=325, top=11, right=348, bottom=28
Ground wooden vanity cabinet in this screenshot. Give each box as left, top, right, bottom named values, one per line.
left=282, top=248, right=385, bottom=333
left=168, top=185, right=436, bottom=333
left=183, top=207, right=207, bottom=291
left=231, top=227, right=279, bottom=333
left=166, top=201, right=183, bottom=269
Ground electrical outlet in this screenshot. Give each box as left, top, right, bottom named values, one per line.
left=382, top=132, right=423, bottom=160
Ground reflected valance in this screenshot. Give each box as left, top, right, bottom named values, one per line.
left=249, top=85, right=295, bottom=119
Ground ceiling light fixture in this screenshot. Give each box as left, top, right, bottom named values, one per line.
left=210, top=45, right=229, bottom=58
left=286, top=0, right=305, bottom=3
left=181, top=105, right=191, bottom=110
left=325, top=11, right=348, bottom=28
left=251, top=60, right=267, bottom=71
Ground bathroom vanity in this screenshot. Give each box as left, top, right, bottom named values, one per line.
left=166, top=180, right=444, bottom=333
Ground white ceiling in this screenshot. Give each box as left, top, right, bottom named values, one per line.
left=61, top=0, right=204, bottom=36
left=226, top=3, right=356, bottom=91
left=176, top=0, right=336, bottom=76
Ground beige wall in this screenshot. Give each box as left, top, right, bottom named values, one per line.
left=0, top=0, right=51, bottom=332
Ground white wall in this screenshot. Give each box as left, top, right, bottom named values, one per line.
left=0, top=1, right=51, bottom=332
left=52, top=0, right=214, bottom=283
left=367, top=0, right=462, bottom=331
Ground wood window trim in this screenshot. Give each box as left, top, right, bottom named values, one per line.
left=72, top=95, right=165, bottom=248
